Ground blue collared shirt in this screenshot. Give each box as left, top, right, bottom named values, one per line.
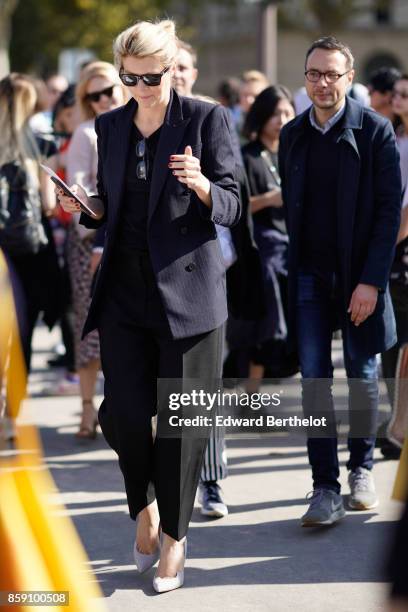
left=309, top=103, right=346, bottom=135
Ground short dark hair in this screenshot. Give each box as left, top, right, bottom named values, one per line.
left=368, top=67, right=402, bottom=93
left=305, top=36, right=354, bottom=71
left=52, top=84, right=76, bottom=118
left=217, top=78, right=241, bottom=108
left=243, top=85, right=295, bottom=140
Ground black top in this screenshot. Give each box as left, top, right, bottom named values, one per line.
left=300, top=119, right=343, bottom=272
left=2, top=135, right=62, bottom=330
left=37, top=135, right=58, bottom=159
left=116, top=123, right=162, bottom=251
left=241, top=140, right=286, bottom=232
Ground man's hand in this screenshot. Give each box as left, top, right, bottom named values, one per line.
left=348, top=283, right=378, bottom=326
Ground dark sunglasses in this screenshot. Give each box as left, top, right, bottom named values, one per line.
left=136, top=138, right=148, bottom=180
left=85, top=85, right=115, bottom=103
left=119, top=66, right=170, bottom=87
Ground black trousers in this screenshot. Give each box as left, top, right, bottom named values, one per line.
left=6, top=253, right=46, bottom=371
left=97, top=248, right=224, bottom=540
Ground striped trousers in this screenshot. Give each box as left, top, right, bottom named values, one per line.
left=200, top=401, right=228, bottom=482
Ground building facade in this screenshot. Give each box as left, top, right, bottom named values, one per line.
left=191, top=1, right=408, bottom=96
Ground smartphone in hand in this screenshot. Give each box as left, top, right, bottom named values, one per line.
left=40, top=164, right=104, bottom=220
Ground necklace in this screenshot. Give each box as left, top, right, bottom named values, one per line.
left=260, top=149, right=281, bottom=186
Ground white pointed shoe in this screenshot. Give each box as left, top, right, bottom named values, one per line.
left=133, top=540, right=160, bottom=573
left=152, top=538, right=187, bottom=593
left=133, top=519, right=160, bottom=573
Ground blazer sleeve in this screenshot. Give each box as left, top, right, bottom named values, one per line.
left=78, top=115, right=108, bottom=230
left=198, top=104, right=241, bottom=227
left=278, top=125, right=289, bottom=227
left=359, top=120, right=402, bottom=291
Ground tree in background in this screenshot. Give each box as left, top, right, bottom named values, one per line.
left=9, top=0, right=203, bottom=76
left=7, top=0, right=396, bottom=78
left=0, top=0, right=19, bottom=77
left=306, top=0, right=357, bottom=30
left=279, top=0, right=395, bottom=31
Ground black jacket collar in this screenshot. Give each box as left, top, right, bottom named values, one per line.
left=113, top=88, right=185, bottom=131
left=289, top=95, right=364, bottom=134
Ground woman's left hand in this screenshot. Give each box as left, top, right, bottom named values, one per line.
left=169, top=146, right=211, bottom=206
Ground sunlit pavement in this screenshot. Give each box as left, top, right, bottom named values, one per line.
left=17, top=324, right=403, bottom=612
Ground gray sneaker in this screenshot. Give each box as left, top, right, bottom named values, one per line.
left=348, top=467, right=378, bottom=510
left=301, top=488, right=346, bottom=527
left=198, top=481, right=228, bottom=518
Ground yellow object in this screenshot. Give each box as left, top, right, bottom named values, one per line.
left=0, top=252, right=26, bottom=420
left=0, top=251, right=106, bottom=611
left=392, top=436, right=408, bottom=502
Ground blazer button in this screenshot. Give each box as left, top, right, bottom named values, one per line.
left=180, top=226, right=188, bottom=235
left=185, top=262, right=196, bottom=272
left=295, top=202, right=300, bottom=208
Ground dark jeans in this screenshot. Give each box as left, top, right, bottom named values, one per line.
left=296, top=270, right=378, bottom=493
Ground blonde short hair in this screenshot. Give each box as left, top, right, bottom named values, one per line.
left=241, top=70, right=269, bottom=86
left=113, top=19, right=178, bottom=71
left=177, top=40, right=197, bottom=68
left=76, top=61, right=123, bottom=121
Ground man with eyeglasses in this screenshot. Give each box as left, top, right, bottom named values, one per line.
left=279, top=36, right=402, bottom=526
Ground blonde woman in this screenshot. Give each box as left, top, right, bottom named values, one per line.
left=57, top=19, right=239, bottom=592
left=0, top=74, right=59, bottom=437
left=66, top=62, right=126, bottom=439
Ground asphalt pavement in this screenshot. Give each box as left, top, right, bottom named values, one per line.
left=17, top=324, right=404, bottom=612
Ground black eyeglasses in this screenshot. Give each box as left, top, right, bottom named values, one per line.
left=85, top=85, right=115, bottom=103
left=304, top=70, right=351, bottom=84
left=119, top=66, right=170, bottom=87
left=136, top=139, right=148, bottom=180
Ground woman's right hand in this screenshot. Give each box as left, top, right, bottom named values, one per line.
left=55, top=184, right=89, bottom=214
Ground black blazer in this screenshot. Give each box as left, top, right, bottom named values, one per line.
left=80, top=89, right=240, bottom=339
left=279, top=96, right=401, bottom=359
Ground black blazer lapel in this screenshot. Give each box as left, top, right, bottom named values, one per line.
left=148, top=90, right=191, bottom=224
left=106, top=98, right=136, bottom=227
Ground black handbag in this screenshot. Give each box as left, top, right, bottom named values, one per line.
left=0, top=161, right=48, bottom=256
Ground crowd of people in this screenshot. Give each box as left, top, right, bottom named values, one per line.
left=0, top=17, right=407, bottom=602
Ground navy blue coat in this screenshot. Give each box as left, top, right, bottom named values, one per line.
left=278, top=96, right=402, bottom=359
left=80, top=90, right=240, bottom=339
